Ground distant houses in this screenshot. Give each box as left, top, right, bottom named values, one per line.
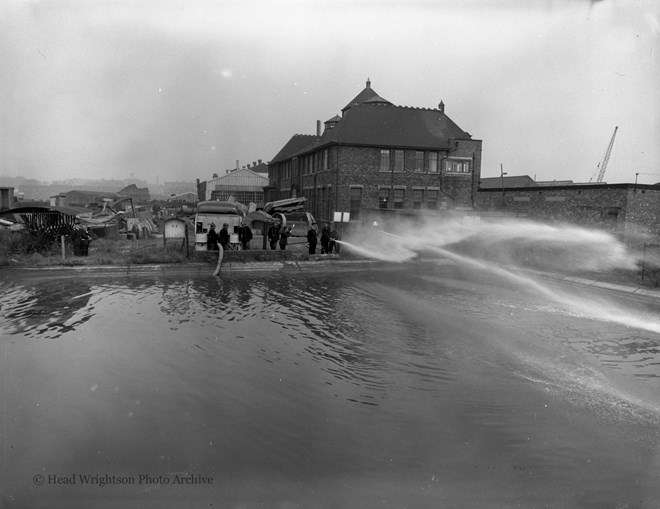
left=50, top=190, right=121, bottom=208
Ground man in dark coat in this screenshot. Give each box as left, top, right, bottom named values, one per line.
left=218, top=223, right=230, bottom=250
left=320, top=224, right=331, bottom=254
left=238, top=221, right=253, bottom=250
left=267, top=221, right=281, bottom=250
left=306, top=222, right=318, bottom=255
left=71, top=222, right=91, bottom=256
left=279, top=226, right=291, bottom=250
left=328, top=224, right=339, bottom=254
left=207, top=223, right=219, bottom=250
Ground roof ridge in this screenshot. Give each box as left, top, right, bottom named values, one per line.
left=394, top=104, right=439, bottom=111
left=355, top=103, right=440, bottom=112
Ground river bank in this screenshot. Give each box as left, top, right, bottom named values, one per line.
left=1, top=232, right=657, bottom=296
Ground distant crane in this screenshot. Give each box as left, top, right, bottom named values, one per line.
left=595, top=126, right=618, bottom=183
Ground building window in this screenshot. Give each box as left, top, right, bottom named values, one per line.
left=323, top=149, right=329, bottom=171
left=415, top=151, right=424, bottom=172
left=326, top=187, right=332, bottom=219
left=394, top=150, right=404, bottom=172
left=379, top=188, right=390, bottom=208
left=444, top=158, right=472, bottom=173
left=413, top=188, right=424, bottom=209
left=427, top=189, right=438, bottom=209
left=428, top=152, right=438, bottom=173
left=349, top=187, right=362, bottom=219
left=393, top=188, right=404, bottom=209
left=319, top=187, right=328, bottom=220
left=380, top=149, right=390, bottom=172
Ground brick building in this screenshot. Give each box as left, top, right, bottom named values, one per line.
left=477, top=182, right=660, bottom=245
left=268, top=80, right=482, bottom=223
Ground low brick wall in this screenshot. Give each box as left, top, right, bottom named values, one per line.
left=477, top=184, right=660, bottom=246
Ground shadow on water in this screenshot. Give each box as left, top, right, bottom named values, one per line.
left=155, top=274, right=422, bottom=401
left=0, top=279, right=95, bottom=339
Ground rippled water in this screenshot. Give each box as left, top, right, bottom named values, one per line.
left=1, top=265, right=659, bottom=508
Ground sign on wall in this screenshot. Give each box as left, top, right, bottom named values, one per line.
left=333, top=211, right=350, bottom=223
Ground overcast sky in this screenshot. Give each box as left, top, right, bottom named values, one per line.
left=1, top=0, right=658, bottom=185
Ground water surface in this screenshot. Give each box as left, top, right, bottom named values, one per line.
left=1, top=264, right=659, bottom=508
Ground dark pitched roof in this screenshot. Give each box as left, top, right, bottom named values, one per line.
left=270, top=134, right=319, bottom=164
left=249, top=162, right=269, bottom=174
left=342, top=79, right=392, bottom=114
left=318, top=103, right=472, bottom=150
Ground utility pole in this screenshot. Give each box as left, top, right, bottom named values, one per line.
left=500, top=163, right=507, bottom=208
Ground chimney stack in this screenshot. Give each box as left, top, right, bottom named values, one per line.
left=439, top=100, right=445, bottom=113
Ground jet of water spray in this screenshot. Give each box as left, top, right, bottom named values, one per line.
left=341, top=216, right=659, bottom=334
left=343, top=216, right=638, bottom=272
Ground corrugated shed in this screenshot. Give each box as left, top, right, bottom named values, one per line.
left=208, top=168, right=269, bottom=192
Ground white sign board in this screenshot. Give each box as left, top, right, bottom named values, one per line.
left=164, top=219, right=187, bottom=238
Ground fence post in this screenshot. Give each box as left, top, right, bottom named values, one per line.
left=641, top=243, right=646, bottom=282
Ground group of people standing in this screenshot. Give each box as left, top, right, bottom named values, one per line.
left=207, top=218, right=339, bottom=254
left=267, top=221, right=293, bottom=250
left=206, top=221, right=253, bottom=251
left=305, top=222, right=339, bottom=255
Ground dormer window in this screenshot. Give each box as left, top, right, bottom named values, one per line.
left=324, top=115, right=341, bottom=131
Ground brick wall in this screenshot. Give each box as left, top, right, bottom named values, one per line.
left=272, top=140, right=482, bottom=223
left=332, top=144, right=480, bottom=216
left=625, top=187, right=660, bottom=240
left=476, top=184, right=660, bottom=244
